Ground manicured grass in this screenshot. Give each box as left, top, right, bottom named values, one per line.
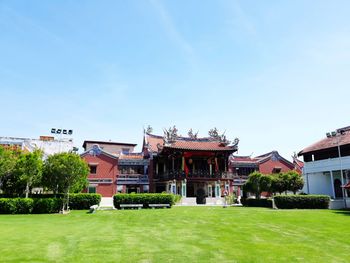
left=0, top=207, right=349, bottom=262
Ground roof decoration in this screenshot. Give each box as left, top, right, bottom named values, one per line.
left=145, top=126, right=239, bottom=153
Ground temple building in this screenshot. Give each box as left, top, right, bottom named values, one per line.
left=143, top=127, right=239, bottom=204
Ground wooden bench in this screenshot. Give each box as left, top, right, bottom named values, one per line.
left=149, top=204, right=170, bottom=209
left=120, top=204, right=143, bottom=210
left=89, top=205, right=99, bottom=213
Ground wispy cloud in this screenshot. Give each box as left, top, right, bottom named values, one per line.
left=149, top=0, right=198, bottom=70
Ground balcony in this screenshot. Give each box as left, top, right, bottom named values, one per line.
left=156, top=170, right=236, bottom=180
left=117, top=174, right=149, bottom=185
left=303, top=156, right=350, bottom=174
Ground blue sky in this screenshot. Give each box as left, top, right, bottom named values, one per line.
left=1, top=0, right=350, bottom=159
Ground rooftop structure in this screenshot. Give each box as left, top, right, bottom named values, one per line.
left=0, top=136, right=74, bottom=158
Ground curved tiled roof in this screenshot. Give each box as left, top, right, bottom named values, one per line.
left=145, top=133, right=237, bottom=153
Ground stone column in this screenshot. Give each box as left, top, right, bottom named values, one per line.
left=330, top=171, right=335, bottom=199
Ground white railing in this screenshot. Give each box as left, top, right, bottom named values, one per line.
left=304, top=156, right=350, bottom=173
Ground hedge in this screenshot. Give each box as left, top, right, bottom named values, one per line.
left=68, top=194, right=101, bottom=210
left=0, top=198, right=34, bottom=214
left=32, top=198, right=63, bottom=214
left=241, top=198, right=272, bottom=208
left=113, top=193, right=174, bottom=208
left=0, top=193, right=101, bottom=214
left=274, top=195, right=330, bottom=209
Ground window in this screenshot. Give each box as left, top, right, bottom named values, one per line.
left=122, top=148, right=130, bottom=154
left=89, top=165, right=97, bottom=174
left=272, top=167, right=282, bottom=174
left=88, top=186, right=96, bottom=193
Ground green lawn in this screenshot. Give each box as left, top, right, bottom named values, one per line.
left=0, top=207, right=349, bottom=263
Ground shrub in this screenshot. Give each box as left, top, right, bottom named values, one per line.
left=0, top=198, right=34, bottom=214
left=242, top=198, right=272, bottom=208
left=172, top=194, right=182, bottom=204
left=32, top=198, right=62, bottom=214
left=274, top=195, right=330, bottom=209
left=113, top=193, right=174, bottom=208
left=69, top=193, right=101, bottom=210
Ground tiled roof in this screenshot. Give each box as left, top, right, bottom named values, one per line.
left=119, top=153, right=144, bottom=160
left=229, top=155, right=257, bottom=164
left=145, top=133, right=237, bottom=153
left=299, top=128, right=350, bottom=155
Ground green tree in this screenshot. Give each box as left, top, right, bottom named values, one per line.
left=42, top=152, right=89, bottom=211
left=260, top=174, right=273, bottom=193
left=15, top=150, right=43, bottom=198
left=0, top=147, right=19, bottom=195
left=244, top=171, right=263, bottom=199
left=271, top=173, right=285, bottom=195
left=286, top=170, right=304, bottom=194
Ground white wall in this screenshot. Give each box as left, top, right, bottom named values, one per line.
left=304, top=172, right=333, bottom=197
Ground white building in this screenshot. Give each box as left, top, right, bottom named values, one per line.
left=298, top=126, right=350, bottom=209
left=0, top=136, right=74, bottom=158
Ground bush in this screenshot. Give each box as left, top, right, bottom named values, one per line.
left=113, top=193, right=174, bottom=208
left=172, top=194, right=182, bottom=204
left=32, top=198, right=62, bottom=214
left=242, top=198, right=272, bottom=208
left=274, top=195, right=330, bottom=209
left=68, top=193, right=101, bottom=210
left=0, top=198, right=34, bottom=214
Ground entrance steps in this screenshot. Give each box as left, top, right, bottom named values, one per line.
left=99, top=197, right=114, bottom=210
left=179, top=197, right=225, bottom=206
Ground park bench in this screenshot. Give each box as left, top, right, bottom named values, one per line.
left=148, top=204, right=170, bottom=209
left=120, top=204, right=143, bottom=210
left=89, top=205, right=99, bottom=213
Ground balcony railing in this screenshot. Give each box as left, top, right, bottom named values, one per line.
left=117, top=174, right=149, bottom=185
left=156, top=170, right=236, bottom=180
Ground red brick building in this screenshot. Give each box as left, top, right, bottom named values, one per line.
left=81, top=141, right=149, bottom=197
left=229, top=151, right=303, bottom=196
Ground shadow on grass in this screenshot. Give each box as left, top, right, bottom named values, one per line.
left=332, top=209, right=350, bottom=216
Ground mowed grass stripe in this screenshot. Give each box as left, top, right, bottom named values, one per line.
left=0, top=207, right=349, bottom=262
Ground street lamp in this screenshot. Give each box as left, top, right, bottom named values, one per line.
left=50, top=128, right=74, bottom=153
left=327, top=129, right=347, bottom=208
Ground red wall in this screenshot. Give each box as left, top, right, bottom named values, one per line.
left=82, top=153, right=118, bottom=197
left=259, top=159, right=294, bottom=174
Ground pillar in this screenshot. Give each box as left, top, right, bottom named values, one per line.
left=330, top=170, right=335, bottom=199
left=181, top=179, right=187, bottom=197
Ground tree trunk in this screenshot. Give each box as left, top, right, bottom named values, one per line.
left=25, top=182, right=29, bottom=198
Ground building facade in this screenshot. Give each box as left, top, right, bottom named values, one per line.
left=143, top=129, right=239, bottom=204
left=229, top=151, right=301, bottom=196
left=298, top=126, right=350, bottom=208
left=81, top=141, right=149, bottom=197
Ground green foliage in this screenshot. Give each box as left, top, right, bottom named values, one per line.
left=287, top=171, right=304, bottom=194
left=69, top=193, right=101, bottom=210
left=32, top=198, right=62, bottom=214
left=0, top=198, right=34, bottom=214
left=42, top=152, right=89, bottom=211
left=172, top=194, right=182, bottom=204
left=244, top=172, right=263, bottom=199
left=0, top=148, right=43, bottom=197
left=113, top=193, right=174, bottom=208
left=270, top=173, right=286, bottom=194
left=274, top=195, right=330, bottom=209
left=241, top=198, right=273, bottom=207
left=246, top=171, right=304, bottom=197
